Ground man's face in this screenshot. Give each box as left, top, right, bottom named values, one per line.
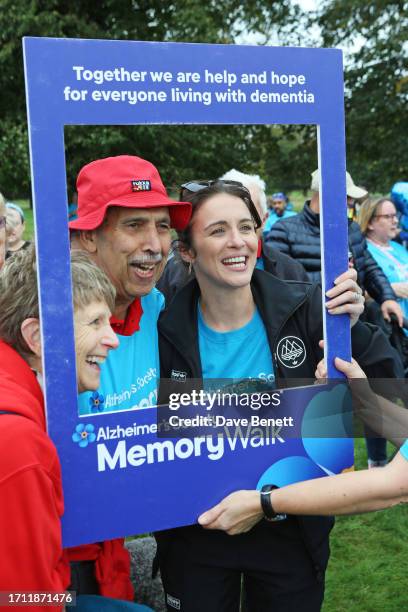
left=272, top=197, right=286, bottom=216
left=89, top=206, right=172, bottom=307
left=6, top=208, right=25, bottom=248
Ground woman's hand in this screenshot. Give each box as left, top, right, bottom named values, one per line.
left=198, top=490, right=263, bottom=535
left=325, top=268, right=364, bottom=327
left=315, top=340, right=367, bottom=382
left=381, top=299, right=404, bottom=326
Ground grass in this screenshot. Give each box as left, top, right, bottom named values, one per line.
left=13, top=199, right=34, bottom=241
left=287, top=190, right=308, bottom=212
left=19, top=201, right=408, bottom=610
left=323, top=438, right=408, bottom=612
left=287, top=190, right=387, bottom=214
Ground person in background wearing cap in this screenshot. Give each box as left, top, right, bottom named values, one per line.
left=266, top=170, right=406, bottom=469
left=266, top=170, right=403, bottom=328
left=67, top=155, right=191, bottom=604
left=263, top=191, right=297, bottom=235
left=0, top=193, right=6, bottom=270
left=157, top=169, right=309, bottom=305
left=5, top=202, right=30, bottom=258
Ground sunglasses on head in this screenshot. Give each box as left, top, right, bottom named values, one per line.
left=179, top=179, right=262, bottom=229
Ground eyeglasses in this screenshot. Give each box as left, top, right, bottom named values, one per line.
left=373, top=214, right=398, bottom=221
left=180, top=179, right=262, bottom=229
left=0, top=216, right=6, bottom=229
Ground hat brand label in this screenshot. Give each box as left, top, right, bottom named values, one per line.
left=131, top=179, right=151, bottom=192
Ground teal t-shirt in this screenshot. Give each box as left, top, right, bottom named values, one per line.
left=255, top=256, right=265, bottom=270
left=367, top=240, right=408, bottom=325
left=198, top=304, right=274, bottom=392
left=400, top=439, right=408, bottom=461
left=78, top=288, right=164, bottom=416
left=263, top=209, right=297, bottom=235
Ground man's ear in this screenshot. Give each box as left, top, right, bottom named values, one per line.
left=78, top=230, right=98, bottom=254
left=179, top=246, right=195, bottom=265
left=20, top=318, right=42, bottom=357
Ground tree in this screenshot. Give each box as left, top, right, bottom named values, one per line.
left=0, top=0, right=301, bottom=198
left=315, top=0, right=408, bottom=191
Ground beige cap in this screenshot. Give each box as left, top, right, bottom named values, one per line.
left=310, top=169, right=368, bottom=199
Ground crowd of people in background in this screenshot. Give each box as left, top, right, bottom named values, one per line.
left=0, top=164, right=408, bottom=612
left=2, top=174, right=408, bottom=478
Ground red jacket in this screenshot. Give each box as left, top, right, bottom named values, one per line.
left=0, top=341, right=69, bottom=611
left=0, top=341, right=134, bottom=607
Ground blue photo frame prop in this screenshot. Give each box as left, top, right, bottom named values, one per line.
left=23, top=37, right=351, bottom=546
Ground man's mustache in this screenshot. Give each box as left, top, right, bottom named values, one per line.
left=129, top=253, right=163, bottom=265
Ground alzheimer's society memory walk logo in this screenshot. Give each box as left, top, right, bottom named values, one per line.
left=277, top=336, right=306, bottom=368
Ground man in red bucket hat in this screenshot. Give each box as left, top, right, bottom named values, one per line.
left=67, top=155, right=191, bottom=605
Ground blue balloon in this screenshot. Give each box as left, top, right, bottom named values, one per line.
left=301, top=384, right=353, bottom=473
left=257, top=455, right=326, bottom=489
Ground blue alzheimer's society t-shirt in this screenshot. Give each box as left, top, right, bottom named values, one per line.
left=400, top=440, right=408, bottom=461
left=367, top=240, right=408, bottom=325
left=78, top=289, right=164, bottom=416
left=198, top=304, right=275, bottom=390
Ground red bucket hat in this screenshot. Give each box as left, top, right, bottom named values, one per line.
left=69, top=155, right=191, bottom=231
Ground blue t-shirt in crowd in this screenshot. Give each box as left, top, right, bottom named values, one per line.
left=78, top=289, right=164, bottom=416
left=255, top=256, right=265, bottom=270
left=197, top=304, right=274, bottom=391
left=263, top=209, right=297, bottom=235
left=367, top=240, right=408, bottom=325
left=400, top=439, right=408, bottom=461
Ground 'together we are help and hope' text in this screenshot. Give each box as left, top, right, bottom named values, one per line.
left=63, top=66, right=316, bottom=106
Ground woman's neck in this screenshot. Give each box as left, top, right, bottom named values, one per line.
left=199, top=284, right=255, bottom=332
left=367, top=233, right=390, bottom=247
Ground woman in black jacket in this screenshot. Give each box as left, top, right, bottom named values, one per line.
left=156, top=179, right=381, bottom=612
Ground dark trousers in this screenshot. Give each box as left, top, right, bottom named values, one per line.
left=155, top=517, right=327, bottom=612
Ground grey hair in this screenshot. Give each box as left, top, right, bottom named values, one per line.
left=0, top=246, right=116, bottom=359
left=220, top=169, right=267, bottom=214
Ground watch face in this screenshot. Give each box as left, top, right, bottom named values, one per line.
left=265, top=513, right=287, bottom=523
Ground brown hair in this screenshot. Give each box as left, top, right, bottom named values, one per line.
left=178, top=180, right=261, bottom=252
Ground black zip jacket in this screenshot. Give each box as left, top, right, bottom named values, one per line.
left=158, top=269, right=399, bottom=571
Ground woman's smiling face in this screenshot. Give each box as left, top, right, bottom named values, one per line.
left=188, top=193, right=258, bottom=291
left=74, top=300, right=119, bottom=393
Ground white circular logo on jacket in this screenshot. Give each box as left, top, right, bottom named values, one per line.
left=277, top=336, right=306, bottom=368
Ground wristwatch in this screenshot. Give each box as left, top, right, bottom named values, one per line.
left=260, top=485, right=287, bottom=522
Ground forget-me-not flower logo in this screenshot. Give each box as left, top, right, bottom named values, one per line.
left=89, top=391, right=105, bottom=413
left=72, top=423, right=96, bottom=448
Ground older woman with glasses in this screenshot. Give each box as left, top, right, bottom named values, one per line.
left=359, top=197, right=408, bottom=324
left=154, top=178, right=402, bottom=612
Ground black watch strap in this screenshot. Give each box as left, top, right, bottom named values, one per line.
left=260, top=485, right=287, bottom=522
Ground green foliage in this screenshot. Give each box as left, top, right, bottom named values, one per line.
left=0, top=0, right=304, bottom=197
left=0, top=0, right=406, bottom=197
left=316, top=0, right=408, bottom=191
